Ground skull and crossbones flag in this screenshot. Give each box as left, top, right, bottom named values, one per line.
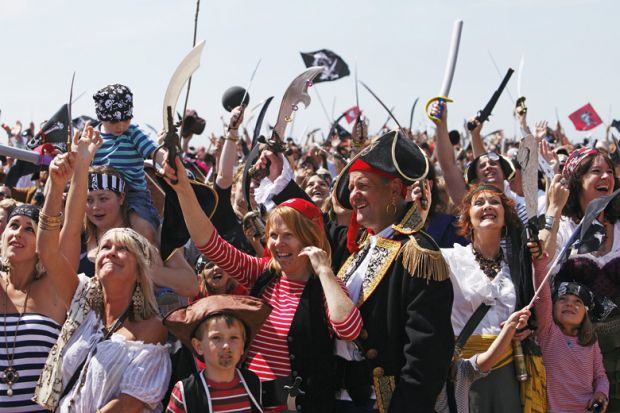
left=300, top=49, right=350, bottom=83
left=568, top=103, right=603, bottom=131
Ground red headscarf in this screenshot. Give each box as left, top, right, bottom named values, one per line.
left=346, top=159, right=406, bottom=253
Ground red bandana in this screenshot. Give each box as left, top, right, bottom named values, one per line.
left=562, top=148, right=598, bottom=180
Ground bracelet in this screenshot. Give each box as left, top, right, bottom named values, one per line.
left=39, top=212, right=63, bottom=225
left=544, top=215, right=555, bottom=231
left=39, top=221, right=61, bottom=231
left=224, top=132, right=238, bottom=142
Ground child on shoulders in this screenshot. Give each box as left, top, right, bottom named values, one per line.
left=92, top=83, right=164, bottom=243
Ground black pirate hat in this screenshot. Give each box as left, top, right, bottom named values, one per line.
left=335, top=130, right=429, bottom=209
left=464, top=152, right=515, bottom=184
left=156, top=175, right=218, bottom=260
left=27, top=104, right=69, bottom=149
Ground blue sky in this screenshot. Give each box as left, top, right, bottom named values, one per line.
left=1, top=0, right=618, bottom=147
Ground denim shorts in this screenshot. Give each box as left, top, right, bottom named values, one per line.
left=126, top=188, right=161, bottom=230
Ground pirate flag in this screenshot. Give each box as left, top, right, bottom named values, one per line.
left=568, top=103, right=602, bottom=131
left=556, top=189, right=620, bottom=266
left=300, top=49, right=350, bottom=83
left=343, top=106, right=361, bottom=124
left=27, top=104, right=70, bottom=149
left=612, top=119, right=620, bottom=133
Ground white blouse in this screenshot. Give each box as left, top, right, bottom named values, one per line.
left=57, top=309, right=171, bottom=412
left=442, top=243, right=516, bottom=337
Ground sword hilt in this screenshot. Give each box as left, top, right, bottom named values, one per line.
left=516, top=96, right=528, bottom=116
left=425, top=96, right=453, bottom=123
left=284, top=376, right=305, bottom=398
left=154, top=106, right=182, bottom=184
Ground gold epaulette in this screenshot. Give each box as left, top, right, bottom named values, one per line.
left=401, top=235, right=449, bottom=282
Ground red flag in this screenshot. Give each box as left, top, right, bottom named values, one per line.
left=568, top=103, right=603, bottom=131
left=343, top=106, right=361, bottom=124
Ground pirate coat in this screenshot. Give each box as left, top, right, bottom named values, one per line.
left=334, top=203, right=454, bottom=413
left=272, top=182, right=455, bottom=412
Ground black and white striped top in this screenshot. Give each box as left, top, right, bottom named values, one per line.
left=0, top=313, right=61, bottom=412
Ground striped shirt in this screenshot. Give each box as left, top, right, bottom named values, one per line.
left=533, top=257, right=609, bottom=412
left=93, top=124, right=157, bottom=190
left=167, top=371, right=252, bottom=413
left=198, top=230, right=363, bottom=380
left=0, top=313, right=61, bottom=412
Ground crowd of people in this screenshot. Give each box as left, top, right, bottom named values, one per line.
left=0, top=81, right=617, bottom=413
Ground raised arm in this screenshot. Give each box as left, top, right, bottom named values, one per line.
left=538, top=174, right=569, bottom=258
left=163, top=156, right=215, bottom=247
left=469, top=119, right=485, bottom=157
left=216, top=106, right=244, bottom=189
left=59, top=124, right=102, bottom=269
left=430, top=101, right=467, bottom=204
left=38, top=152, right=78, bottom=304
left=163, top=157, right=265, bottom=287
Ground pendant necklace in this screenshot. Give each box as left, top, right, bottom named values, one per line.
left=1, top=275, right=32, bottom=397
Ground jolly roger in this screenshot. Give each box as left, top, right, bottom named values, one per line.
left=300, top=49, right=350, bottom=84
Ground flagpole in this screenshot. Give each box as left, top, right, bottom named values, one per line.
left=527, top=234, right=575, bottom=308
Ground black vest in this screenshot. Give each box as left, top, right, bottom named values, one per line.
left=181, top=369, right=262, bottom=413
left=250, top=270, right=337, bottom=413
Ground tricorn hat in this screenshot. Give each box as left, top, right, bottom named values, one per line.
left=164, top=295, right=272, bottom=354
left=222, top=86, right=250, bottom=112
left=334, top=130, right=429, bottom=209
left=464, top=151, right=515, bottom=184
left=156, top=175, right=218, bottom=260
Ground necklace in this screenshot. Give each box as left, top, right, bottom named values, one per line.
left=1, top=274, right=32, bottom=397
left=473, top=247, right=504, bottom=279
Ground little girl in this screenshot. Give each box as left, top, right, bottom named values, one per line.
left=534, top=255, right=609, bottom=412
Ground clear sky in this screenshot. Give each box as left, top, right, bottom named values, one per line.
left=1, top=0, right=619, bottom=148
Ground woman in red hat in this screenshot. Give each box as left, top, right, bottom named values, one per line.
left=164, top=157, right=362, bottom=413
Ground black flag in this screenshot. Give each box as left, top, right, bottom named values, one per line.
left=27, top=104, right=70, bottom=149
left=611, top=119, right=620, bottom=133
left=300, top=49, right=350, bottom=83
left=556, top=189, right=620, bottom=267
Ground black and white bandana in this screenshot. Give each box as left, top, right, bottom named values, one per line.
left=554, top=281, right=594, bottom=309
left=93, top=84, right=134, bottom=121
left=88, top=172, right=126, bottom=193
left=9, top=204, right=40, bottom=224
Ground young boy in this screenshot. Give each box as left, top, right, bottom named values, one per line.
left=164, top=295, right=271, bottom=413
left=92, top=83, right=165, bottom=243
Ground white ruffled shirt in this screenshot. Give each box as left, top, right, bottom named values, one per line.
left=442, top=243, right=516, bottom=336
left=57, top=302, right=171, bottom=412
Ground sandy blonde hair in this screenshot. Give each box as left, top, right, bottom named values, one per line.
left=95, top=227, right=159, bottom=320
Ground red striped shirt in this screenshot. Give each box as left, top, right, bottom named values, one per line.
left=198, top=230, right=363, bottom=381
left=166, top=371, right=252, bottom=413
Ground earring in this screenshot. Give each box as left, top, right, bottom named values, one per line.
left=502, top=226, right=508, bottom=238
left=91, top=278, right=104, bottom=315
left=132, top=283, right=145, bottom=320
left=385, top=200, right=397, bottom=216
